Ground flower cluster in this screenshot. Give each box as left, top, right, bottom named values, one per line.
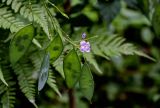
left=80, top=33, right=91, bottom=52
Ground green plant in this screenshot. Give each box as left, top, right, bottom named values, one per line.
left=0, top=0, right=156, bottom=108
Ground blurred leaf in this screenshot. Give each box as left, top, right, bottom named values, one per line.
left=63, top=49, right=81, bottom=88
left=124, top=0, right=149, bottom=16
left=98, top=0, right=121, bottom=25
left=105, top=83, right=119, bottom=101
left=141, top=27, right=153, bottom=44
left=47, top=35, right=63, bottom=62
left=38, top=52, right=50, bottom=91
left=48, top=1, right=69, bottom=19
left=0, top=66, right=8, bottom=86
left=9, top=24, right=34, bottom=65
left=79, top=62, right=94, bottom=102
left=137, top=0, right=149, bottom=16
left=124, top=0, right=138, bottom=8
left=82, top=6, right=99, bottom=22
left=152, top=5, right=160, bottom=36
left=134, top=51, right=156, bottom=61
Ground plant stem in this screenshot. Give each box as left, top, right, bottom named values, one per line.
left=68, top=89, right=76, bottom=108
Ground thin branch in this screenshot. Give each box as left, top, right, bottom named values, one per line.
left=68, top=89, right=76, bottom=108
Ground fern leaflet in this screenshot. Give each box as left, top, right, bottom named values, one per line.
left=0, top=66, right=16, bottom=108
left=13, top=61, right=37, bottom=107
left=92, top=35, right=155, bottom=61
left=47, top=71, right=61, bottom=97
left=0, top=7, right=28, bottom=32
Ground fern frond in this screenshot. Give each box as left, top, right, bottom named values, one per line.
left=92, top=36, right=155, bottom=61
left=29, top=51, right=45, bottom=78
left=0, top=83, right=7, bottom=95
left=52, top=55, right=65, bottom=79
left=20, top=1, right=50, bottom=38
left=2, top=0, right=50, bottom=38
left=2, top=0, right=23, bottom=13
left=83, top=53, right=103, bottom=74
left=0, top=65, right=16, bottom=108
left=47, top=71, right=61, bottom=97
left=0, top=7, right=28, bottom=32
left=1, top=83, right=16, bottom=108
left=13, top=61, right=37, bottom=106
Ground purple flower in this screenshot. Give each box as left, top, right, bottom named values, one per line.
left=80, top=40, right=91, bottom=52
left=82, top=33, right=86, bottom=39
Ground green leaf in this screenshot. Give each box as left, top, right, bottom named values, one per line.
left=1, top=87, right=16, bottom=108
left=152, top=5, right=160, bottom=36
left=47, top=35, right=63, bottom=62
left=48, top=1, right=69, bottom=19
left=0, top=66, right=8, bottom=86
left=32, top=38, right=42, bottom=49
left=13, top=60, right=37, bottom=107
left=124, top=0, right=149, bottom=16
left=63, top=49, right=81, bottom=88
left=98, top=0, right=121, bottom=25
left=47, top=71, right=62, bottom=97
left=80, top=62, right=94, bottom=102
left=134, top=51, right=156, bottom=62
left=9, top=24, right=34, bottom=65
left=38, top=52, right=50, bottom=91
left=83, top=53, right=103, bottom=74
left=124, top=0, right=138, bottom=8
left=0, top=67, right=16, bottom=108
left=92, top=35, right=155, bottom=61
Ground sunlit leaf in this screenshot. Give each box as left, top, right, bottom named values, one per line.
left=80, top=62, right=94, bottom=102
left=9, top=24, right=34, bottom=65
left=63, top=49, right=81, bottom=88
left=0, top=66, right=8, bottom=86
left=38, top=52, right=50, bottom=91
left=32, top=38, right=42, bottom=49
left=47, top=35, right=63, bottom=62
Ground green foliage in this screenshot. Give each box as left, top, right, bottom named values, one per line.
left=152, top=5, right=160, bottom=36
left=83, top=53, right=103, bottom=74
left=0, top=66, right=16, bottom=108
left=0, top=0, right=158, bottom=107
left=9, top=24, right=34, bottom=65
left=2, top=0, right=50, bottom=38
left=98, top=0, right=121, bottom=25
left=38, top=52, right=50, bottom=91
left=79, top=62, right=94, bottom=102
left=63, top=49, right=81, bottom=88
left=13, top=61, right=37, bottom=107
left=47, top=71, right=61, bottom=97
left=0, top=66, right=8, bottom=86
left=0, top=7, right=28, bottom=32
left=47, top=35, right=63, bottom=62
left=1, top=85, right=16, bottom=108
left=92, top=35, right=155, bottom=61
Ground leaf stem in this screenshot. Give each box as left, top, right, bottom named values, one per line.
left=47, top=0, right=69, bottom=19
left=43, top=1, right=77, bottom=47
left=60, top=29, right=79, bottom=47
left=68, top=89, right=76, bottom=108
